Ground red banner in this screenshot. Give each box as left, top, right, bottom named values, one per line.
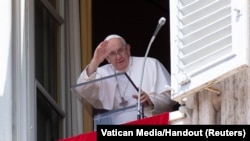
left=58, top=112, right=169, bottom=141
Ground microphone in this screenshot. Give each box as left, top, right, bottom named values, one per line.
left=137, top=17, right=166, bottom=120
left=152, top=17, right=166, bottom=38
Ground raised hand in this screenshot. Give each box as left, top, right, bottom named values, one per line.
left=87, top=40, right=110, bottom=75
left=92, top=40, right=110, bottom=64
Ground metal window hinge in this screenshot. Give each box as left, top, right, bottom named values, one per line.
left=174, top=65, right=191, bottom=86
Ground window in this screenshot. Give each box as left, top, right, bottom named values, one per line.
left=169, top=0, right=250, bottom=103
left=35, top=0, right=65, bottom=140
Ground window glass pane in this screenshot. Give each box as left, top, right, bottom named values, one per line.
left=37, top=89, right=59, bottom=141
left=48, top=0, right=57, bottom=10
left=35, top=0, right=63, bottom=140
left=35, top=0, right=59, bottom=98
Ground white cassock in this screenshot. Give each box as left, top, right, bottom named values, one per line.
left=75, top=56, right=177, bottom=125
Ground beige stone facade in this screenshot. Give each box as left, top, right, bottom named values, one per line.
left=170, top=68, right=250, bottom=124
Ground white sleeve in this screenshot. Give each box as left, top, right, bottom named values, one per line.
left=77, top=65, right=97, bottom=84
left=75, top=65, right=116, bottom=110
left=144, top=59, right=177, bottom=115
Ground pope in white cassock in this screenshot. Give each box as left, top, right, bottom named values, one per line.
left=76, top=34, right=178, bottom=125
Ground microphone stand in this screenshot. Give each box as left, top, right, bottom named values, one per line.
left=137, top=17, right=166, bottom=120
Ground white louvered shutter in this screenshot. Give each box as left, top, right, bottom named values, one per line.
left=169, top=0, right=250, bottom=103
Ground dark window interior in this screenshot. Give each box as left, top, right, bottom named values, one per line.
left=91, top=0, right=171, bottom=119
left=92, top=0, right=170, bottom=72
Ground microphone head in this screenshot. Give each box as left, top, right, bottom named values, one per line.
left=158, top=17, right=166, bottom=26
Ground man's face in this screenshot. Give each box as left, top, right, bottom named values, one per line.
left=106, top=38, right=131, bottom=71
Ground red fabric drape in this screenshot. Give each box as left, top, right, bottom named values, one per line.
left=58, top=112, right=169, bottom=141
left=58, top=132, right=97, bottom=141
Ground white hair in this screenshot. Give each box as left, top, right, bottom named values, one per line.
left=104, top=34, right=127, bottom=44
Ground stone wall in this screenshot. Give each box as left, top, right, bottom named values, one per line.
left=170, top=68, right=250, bottom=124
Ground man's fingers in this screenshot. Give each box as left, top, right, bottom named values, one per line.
left=132, top=93, right=148, bottom=103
